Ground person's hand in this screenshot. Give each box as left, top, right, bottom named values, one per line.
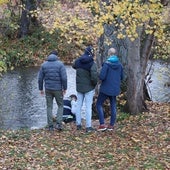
left=63, top=90, right=66, bottom=96
left=40, top=90, right=44, bottom=96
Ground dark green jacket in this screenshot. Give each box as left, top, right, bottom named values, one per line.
left=72, top=57, right=98, bottom=93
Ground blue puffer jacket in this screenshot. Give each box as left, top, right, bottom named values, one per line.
left=38, top=54, right=67, bottom=91
left=99, top=55, right=123, bottom=96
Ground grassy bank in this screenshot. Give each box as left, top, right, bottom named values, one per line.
left=0, top=101, right=169, bottom=170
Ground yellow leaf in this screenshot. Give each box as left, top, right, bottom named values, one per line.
left=131, top=137, right=140, bottom=143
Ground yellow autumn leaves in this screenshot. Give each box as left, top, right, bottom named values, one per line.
left=0, top=0, right=8, bottom=5
left=51, top=0, right=168, bottom=45
left=109, top=0, right=164, bottom=41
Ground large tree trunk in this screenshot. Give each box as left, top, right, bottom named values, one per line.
left=125, top=37, right=146, bottom=114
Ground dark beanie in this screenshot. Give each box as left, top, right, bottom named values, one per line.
left=50, top=50, right=58, bottom=56
left=85, top=46, right=94, bottom=57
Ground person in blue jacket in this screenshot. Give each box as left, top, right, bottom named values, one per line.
left=96, top=48, right=124, bottom=131
left=38, top=50, right=67, bottom=131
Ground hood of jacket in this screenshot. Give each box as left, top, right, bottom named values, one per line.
left=107, top=55, right=118, bottom=62
left=106, top=55, right=120, bottom=70
left=47, top=54, right=58, bottom=61
left=79, top=54, right=93, bottom=64
left=74, top=54, right=94, bottom=71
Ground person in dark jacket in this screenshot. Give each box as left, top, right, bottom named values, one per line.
left=96, top=48, right=123, bottom=131
left=72, top=45, right=98, bottom=132
left=38, top=50, right=67, bottom=131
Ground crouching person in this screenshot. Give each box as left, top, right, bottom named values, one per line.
left=63, top=94, right=77, bottom=123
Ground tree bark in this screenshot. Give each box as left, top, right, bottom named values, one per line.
left=17, top=0, right=38, bottom=38
left=125, top=36, right=146, bottom=114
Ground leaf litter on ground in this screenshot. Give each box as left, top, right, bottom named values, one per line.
left=0, top=101, right=169, bottom=170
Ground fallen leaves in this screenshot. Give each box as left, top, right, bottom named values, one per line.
left=0, top=101, right=169, bottom=169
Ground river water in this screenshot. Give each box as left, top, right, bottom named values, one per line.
left=0, top=66, right=76, bottom=130
left=0, top=63, right=169, bottom=130
left=146, top=61, right=170, bottom=103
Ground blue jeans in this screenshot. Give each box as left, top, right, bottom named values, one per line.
left=45, top=90, right=63, bottom=127
left=96, top=92, right=117, bottom=126
left=76, top=89, right=95, bottom=128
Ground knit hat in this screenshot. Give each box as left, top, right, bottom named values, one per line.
left=49, top=50, right=58, bottom=56
left=85, top=46, right=94, bottom=57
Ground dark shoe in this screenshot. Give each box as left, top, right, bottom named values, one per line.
left=77, top=125, right=82, bottom=130
left=97, top=124, right=107, bottom=131
left=49, top=125, right=54, bottom=131
left=56, top=123, right=62, bottom=131
left=86, top=127, right=96, bottom=133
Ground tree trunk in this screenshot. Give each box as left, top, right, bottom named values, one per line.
left=125, top=37, right=146, bottom=114
left=17, top=0, right=38, bottom=38
left=17, top=6, right=30, bottom=38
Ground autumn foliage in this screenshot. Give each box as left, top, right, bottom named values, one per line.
left=51, top=0, right=169, bottom=59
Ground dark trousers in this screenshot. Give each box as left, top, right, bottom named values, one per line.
left=45, top=90, right=63, bottom=127
left=96, top=92, right=117, bottom=126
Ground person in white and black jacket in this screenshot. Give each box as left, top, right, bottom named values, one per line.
left=63, top=94, right=77, bottom=123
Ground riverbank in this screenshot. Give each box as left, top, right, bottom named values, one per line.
left=0, top=101, right=169, bottom=169
left=0, top=65, right=169, bottom=130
